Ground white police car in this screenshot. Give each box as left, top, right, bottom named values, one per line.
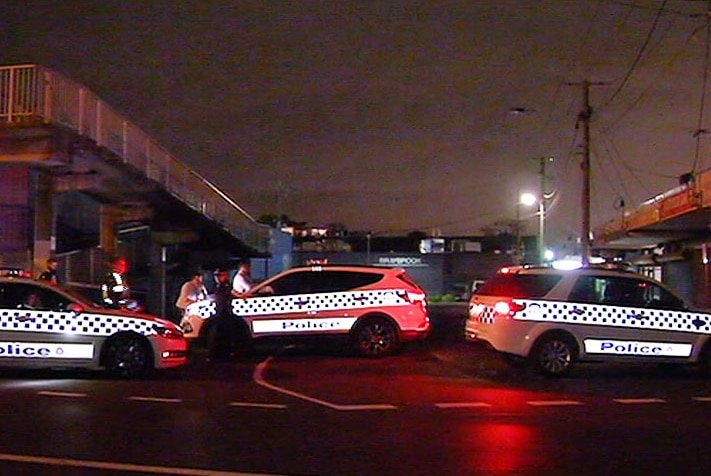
left=465, top=265, right=711, bottom=376
left=0, top=275, right=188, bottom=377
left=181, top=265, right=430, bottom=357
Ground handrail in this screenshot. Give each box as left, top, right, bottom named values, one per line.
left=0, top=64, right=269, bottom=252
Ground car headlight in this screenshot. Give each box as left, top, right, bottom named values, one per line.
left=153, top=325, right=184, bottom=339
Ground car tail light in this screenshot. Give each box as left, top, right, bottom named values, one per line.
left=398, top=290, right=428, bottom=314
left=493, top=300, right=526, bottom=317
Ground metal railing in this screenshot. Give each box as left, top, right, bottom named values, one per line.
left=1, top=64, right=269, bottom=253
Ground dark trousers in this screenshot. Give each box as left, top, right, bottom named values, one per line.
left=206, top=312, right=237, bottom=359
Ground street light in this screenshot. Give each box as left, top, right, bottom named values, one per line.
left=518, top=192, right=545, bottom=264
left=516, top=193, right=536, bottom=263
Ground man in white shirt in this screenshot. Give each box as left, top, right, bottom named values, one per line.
left=175, top=271, right=208, bottom=321
left=231, top=262, right=253, bottom=297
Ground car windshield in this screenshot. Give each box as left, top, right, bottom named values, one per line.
left=475, top=273, right=562, bottom=298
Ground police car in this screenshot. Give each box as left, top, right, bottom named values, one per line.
left=181, top=265, right=430, bottom=357
left=0, top=275, right=188, bottom=377
left=465, top=265, right=711, bottom=376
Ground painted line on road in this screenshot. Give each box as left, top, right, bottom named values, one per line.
left=527, top=400, right=584, bottom=407
left=37, top=391, right=87, bottom=398
left=229, top=401, right=288, bottom=409
left=613, top=398, right=666, bottom=405
left=129, top=396, right=183, bottom=404
left=435, top=402, right=492, bottom=409
left=0, top=452, right=289, bottom=475
left=692, top=396, right=711, bottom=402
left=254, top=355, right=398, bottom=411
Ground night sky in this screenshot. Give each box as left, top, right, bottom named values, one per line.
left=2, top=1, right=709, bottom=253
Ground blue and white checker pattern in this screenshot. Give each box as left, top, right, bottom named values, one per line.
left=0, top=309, right=159, bottom=337
left=478, top=300, right=711, bottom=335
left=188, top=289, right=412, bottom=319
left=232, top=290, right=410, bottom=316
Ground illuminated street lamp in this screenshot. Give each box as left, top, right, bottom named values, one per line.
left=515, top=193, right=536, bottom=263
left=518, top=192, right=545, bottom=264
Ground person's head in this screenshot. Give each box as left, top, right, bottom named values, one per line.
left=238, top=261, right=251, bottom=275
left=111, top=257, right=129, bottom=274
left=46, top=258, right=57, bottom=270
left=214, top=268, right=230, bottom=284
left=191, top=271, right=203, bottom=283
left=27, top=292, right=42, bottom=307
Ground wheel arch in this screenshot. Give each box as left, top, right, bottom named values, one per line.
left=530, top=328, right=580, bottom=356
left=522, top=325, right=579, bottom=357
left=351, top=312, right=402, bottom=334
left=99, top=330, right=154, bottom=373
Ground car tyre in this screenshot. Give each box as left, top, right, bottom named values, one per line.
left=103, top=333, right=152, bottom=379
left=529, top=332, right=577, bottom=377
left=352, top=317, right=400, bottom=358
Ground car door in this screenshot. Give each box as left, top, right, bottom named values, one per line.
left=570, top=275, right=699, bottom=361
left=234, top=270, right=340, bottom=337
left=0, top=282, right=96, bottom=364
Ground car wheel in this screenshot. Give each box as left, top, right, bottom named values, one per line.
left=352, top=317, right=400, bottom=358
left=529, top=333, right=577, bottom=377
left=103, top=333, right=152, bottom=379
left=700, top=343, right=711, bottom=376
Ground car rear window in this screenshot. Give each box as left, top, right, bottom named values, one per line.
left=475, top=273, right=562, bottom=298
left=396, top=271, right=424, bottom=291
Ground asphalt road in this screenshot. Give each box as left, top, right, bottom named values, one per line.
left=1, top=303, right=711, bottom=475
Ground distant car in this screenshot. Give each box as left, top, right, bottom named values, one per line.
left=181, top=265, right=430, bottom=357
left=0, top=275, right=188, bottom=377
left=465, top=264, right=711, bottom=376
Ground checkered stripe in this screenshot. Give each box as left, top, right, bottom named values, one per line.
left=232, top=290, right=410, bottom=316
left=0, top=310, right=158, bottom=336
left=511, top=300, right=711, bottom=334
left=188, top=290, right=411, bottom=319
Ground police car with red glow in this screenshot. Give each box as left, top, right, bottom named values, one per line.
left=181, top=265, right=430, bottom=357
left=0, top=274, right=188, bottom=377
left=465, top=264, right=711, bottom=376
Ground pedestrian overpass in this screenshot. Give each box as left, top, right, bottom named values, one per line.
left=0, top=64, right=282, bottom=316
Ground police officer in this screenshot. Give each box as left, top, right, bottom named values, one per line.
left=101, top=256, right=131, bottom=309
left=206, top=268, right=238, bottom=362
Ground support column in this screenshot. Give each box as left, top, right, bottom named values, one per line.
left=32, top=169, right=55, bottom=275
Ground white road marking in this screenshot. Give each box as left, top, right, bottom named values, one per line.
left=253, top=355, right=398, bottom=411
left=128, top=396, right=183, bottom=403
left=435, top=402, right=492, bottom=409
left=527, top=400, right=584, bottom=407
left=229, top=402, right=288, bottom=409
left=692, top=396, right=711, bottom=402
left=37, top=391, right=87, bottom=398
left=613, top=398, right=666, bottom=404
left=0, top=452, right=288, bottom=475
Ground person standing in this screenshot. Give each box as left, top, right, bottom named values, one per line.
left=206, top=268, right=237, bottom=362
left=101, top=256, right=131, bottom=309
left=175, top=271, right=208, bottom=321
left=38, top=258, right=60, bottom=285
left=231, top=261, right=253, bottom=297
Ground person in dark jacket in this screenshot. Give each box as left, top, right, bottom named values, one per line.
left=37, top=258, right=60, bottom=285
left=206, top=268, right=238, bottom=362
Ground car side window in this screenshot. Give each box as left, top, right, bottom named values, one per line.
left=266, top=272, right=314, bottom=295
left=0, top=283, right=73, bottom=311
left=312, top=271, right=381, bottom=293
left=569, top=276, right=605, bottom=304
left=639, top=282, right=686, bottom=310
left=265, top=270, right=383, bottom=296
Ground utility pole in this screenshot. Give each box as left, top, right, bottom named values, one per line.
left=568, top=80, right=607, bottom=266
